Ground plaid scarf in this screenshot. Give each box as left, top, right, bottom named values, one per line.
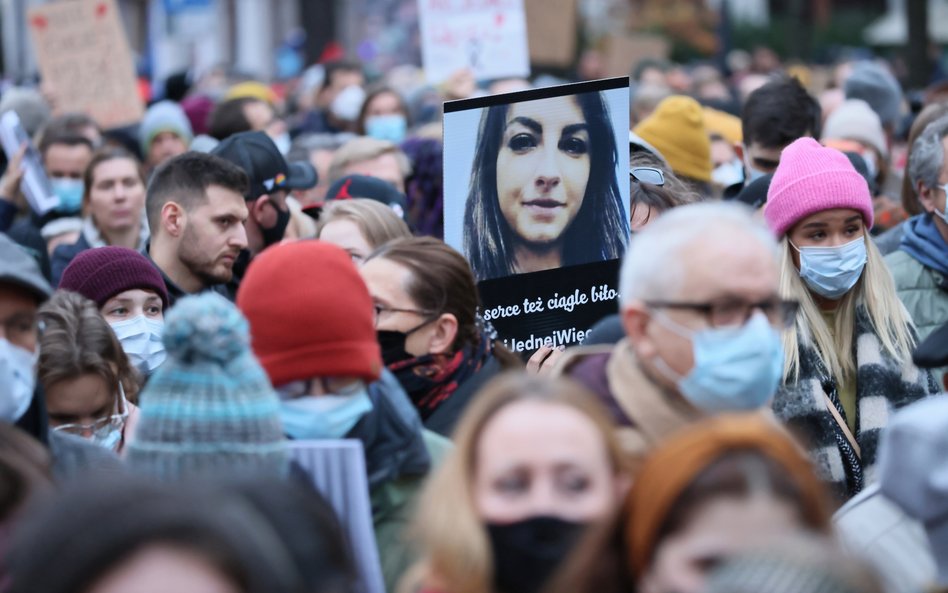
left=388, top=333, right=491, bottom=419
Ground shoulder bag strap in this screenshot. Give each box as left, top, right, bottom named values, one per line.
left=822, top=391, right=861, bottom=459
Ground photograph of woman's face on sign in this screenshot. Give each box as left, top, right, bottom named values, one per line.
left=444, top=81, right=630, bottom=282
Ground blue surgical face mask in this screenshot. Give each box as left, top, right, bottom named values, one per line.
left=712, top=159, right=745, bottom=188
left=93, top=424, right=124, bottom=450
left=272, top=132, right=291, bottom=155
left=933, top=184, right=948, bottom=224
left=742, top=147, right=770, bottom=184
left=52, top=382, right=128, bottom=452
left=365, top=114, right=407, bottom=144
left=331, top=85, right=366, bottom=122
left=0, top=338, right=37, bottom=422
left=279, top=386, right=373, bottom=440
left=744, top=164, right=767, bottom=184
left=110, top=316, right=166, bottom=375
left=792, top=237, right=867, bottom=300
left=652, top=312, right=784, bottom=412
left=51, top=177, right=84, bottom=214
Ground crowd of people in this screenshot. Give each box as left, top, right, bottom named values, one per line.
left=1, top=33, right=948, bottom=593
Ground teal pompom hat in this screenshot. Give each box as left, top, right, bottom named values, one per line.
left=127, top=292, right=288, bottom=479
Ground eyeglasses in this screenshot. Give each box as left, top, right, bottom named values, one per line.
left=52, top=383, right=128, bottom=437
left=631, top=167, right=665, bottom=186
left=276, top=377, right=365, bottom=400
left=373, top=304, right=434, bottom=328
left=645, top=298, right=800, bottom=329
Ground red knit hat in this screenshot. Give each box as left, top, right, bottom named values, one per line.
left=236, top=240, right=381, bottom=387
left=58, top=246, right=169, bottom=309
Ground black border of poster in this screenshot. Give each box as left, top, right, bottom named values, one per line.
left=444, top=76, right=629, bottom=113
left=478, top=259, right=622, bottom=355
left=443, top=76, right=630, bottom=358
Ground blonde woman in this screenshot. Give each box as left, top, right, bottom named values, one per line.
left=404, top=372, right=629, bottom=593
left=317, top=198, right=412, bottom=264
left=763, top=138, right=936, bottom=503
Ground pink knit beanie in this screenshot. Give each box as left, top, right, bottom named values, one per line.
left=764, top=137, right=873, bottom=237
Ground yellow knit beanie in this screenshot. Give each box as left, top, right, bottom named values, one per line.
left=703, top=107, right=742, bottom=145
left=225, top=81, right=278, bottom=105
left=634, top=96, right=712, bottom=182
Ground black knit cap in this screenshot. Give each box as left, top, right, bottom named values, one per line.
left=325, top=174, right=408, bottom=220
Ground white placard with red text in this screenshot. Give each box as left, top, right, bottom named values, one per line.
left=418, top=0, right=530, bottom=84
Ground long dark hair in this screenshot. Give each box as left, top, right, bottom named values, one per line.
left=463, top=91, right=629, bottom=281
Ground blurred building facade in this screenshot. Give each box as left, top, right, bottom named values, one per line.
left=1, top=0, right=330, bottom=88
left=0, top=0, right=941, bottom=86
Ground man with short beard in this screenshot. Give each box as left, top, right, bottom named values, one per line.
left=144, top=152, right=249, bottom=306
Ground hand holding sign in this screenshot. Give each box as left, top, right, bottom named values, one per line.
left=0, top=144, right=27, bottom=202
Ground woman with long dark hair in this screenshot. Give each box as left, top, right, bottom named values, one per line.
left=463, top=91, right=628, bottom=281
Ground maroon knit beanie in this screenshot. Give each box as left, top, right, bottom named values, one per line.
left=59, top=247, right=169, bottom=310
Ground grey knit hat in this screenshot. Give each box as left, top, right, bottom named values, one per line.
left=139, top=100, right=194, bottom=156
left=822, top=99, right=888, bottom=158
left=878, top=395, right=948, bottom=587
left=844, top=61, right=903, bottom=128
left=127, top=292, right=288, bottom=479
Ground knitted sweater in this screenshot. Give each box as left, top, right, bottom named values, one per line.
left=773, top=305, right=936, bottom=503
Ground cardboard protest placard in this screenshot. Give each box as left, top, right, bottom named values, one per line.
left=418, top=0, right=530, bottom=84
left=602, top=33, right=671, bottom=79
left=443, top=78, right=630, bottom=355
left=0, top=112, right=58, bottom=216
left=28, top=0, right=144, bottom=129
left=524, top=0, right=578, bottom=67
left=289, top=440, right=385, bottom=593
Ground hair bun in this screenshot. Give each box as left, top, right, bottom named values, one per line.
left=163, top=293, right=250, bottom=365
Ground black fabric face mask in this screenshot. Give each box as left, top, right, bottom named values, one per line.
left=486, top=516, right=586, bottom=593
left=376, top=329, right=415, bottom=366
left=260, top=201, right=291, bottom=247
left=232, top=248, right=252, bottom=281
left=376, top=317, right=434, bottom=367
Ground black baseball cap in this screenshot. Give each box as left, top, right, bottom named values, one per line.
left=325, top=174, right=408, bottom=221
left=211, top=131, right=317, bottom=199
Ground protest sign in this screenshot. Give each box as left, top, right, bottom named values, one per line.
left=443, top=77, right=630, bottom=354
left=524, top=0, right=578, bottom=67
left=602, top=33, right=670, bottom=78
left=28, top=0, right=144, bottom=129
left=0, top=112, right=58, bottom=216
left=417, top=0, right=530, bottom=84
left=289, top=440, right=385, bottom=593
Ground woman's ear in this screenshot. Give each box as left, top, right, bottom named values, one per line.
left=427, top=313, right=459, bottom=355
